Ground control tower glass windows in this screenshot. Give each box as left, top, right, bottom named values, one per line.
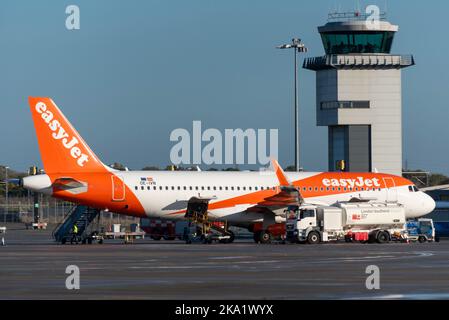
left=320, top=31, right=394, bottom=54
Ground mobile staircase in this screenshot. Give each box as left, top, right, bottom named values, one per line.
left=53, top=205, right=101, bottom=244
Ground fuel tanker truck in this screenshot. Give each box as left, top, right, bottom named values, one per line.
left=285, top=202, right=407, bottom=244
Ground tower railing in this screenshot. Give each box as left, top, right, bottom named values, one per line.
left=327, top=11, right=387, bottom=22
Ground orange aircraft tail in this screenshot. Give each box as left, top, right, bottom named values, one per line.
left=28, top=97, right=106, bottom=174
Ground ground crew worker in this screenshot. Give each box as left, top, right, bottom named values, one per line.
left=71, top=224, right=79, bottom=244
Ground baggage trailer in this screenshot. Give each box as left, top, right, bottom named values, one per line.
left=286, top=202, right=407, bottom=244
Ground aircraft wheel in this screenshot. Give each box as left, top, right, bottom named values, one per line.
left=259, top=231, right=271, bottom=244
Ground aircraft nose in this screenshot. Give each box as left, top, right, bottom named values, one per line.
left=422, top=193, right=436, bottom=215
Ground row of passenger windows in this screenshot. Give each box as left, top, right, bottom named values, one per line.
left=134, top=185, right=383, bottom=192
left=135, top=185, right=276, bottom=191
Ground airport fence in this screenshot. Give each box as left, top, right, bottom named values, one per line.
left=0, top=196, right=140, bottom=228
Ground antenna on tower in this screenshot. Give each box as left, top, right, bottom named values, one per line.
left=355, top=0, right=361, bottom=14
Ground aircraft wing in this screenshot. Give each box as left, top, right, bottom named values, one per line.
left=247, top=159, right=303, bottom=214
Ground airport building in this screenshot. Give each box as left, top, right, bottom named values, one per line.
left=304, top=12, right=414, bottom=175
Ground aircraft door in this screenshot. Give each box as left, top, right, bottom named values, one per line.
left=383, top=177, right=397, bottom=202
left=112, top=175, right=125, bottom=202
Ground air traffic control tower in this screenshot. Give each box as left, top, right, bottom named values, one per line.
left=303, top=12, right=414, bottom=175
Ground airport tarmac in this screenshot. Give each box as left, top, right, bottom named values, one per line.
left=1, top=224, right=449, bottom=300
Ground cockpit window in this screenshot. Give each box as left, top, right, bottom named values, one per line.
left=408, top=185, right=419, bottom=192
left=408, top=186, right=413, bottom=192
left=413, top=186, right=419, bottom=192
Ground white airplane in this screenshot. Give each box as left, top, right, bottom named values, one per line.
left=22, top=97, right=435, bottom=242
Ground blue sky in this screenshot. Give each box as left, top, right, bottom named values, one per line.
left=1, top=0, right=447, bottom=173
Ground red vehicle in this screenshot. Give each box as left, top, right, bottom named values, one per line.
left=251, top=222, right=286, bottom=244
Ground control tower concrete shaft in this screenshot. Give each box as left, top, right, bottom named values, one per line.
left=304, top=12, right=414, bottom=175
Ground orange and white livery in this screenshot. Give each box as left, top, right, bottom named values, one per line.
left=23, top=97, right=435, bottom=233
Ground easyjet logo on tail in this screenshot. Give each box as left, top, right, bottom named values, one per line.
left=35, top=101, right=89, bottom=167
left=322, top=177, right=381, bottom=188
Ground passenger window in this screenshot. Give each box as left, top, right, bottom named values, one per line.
left=255, top=187, right=258, bottom=191
left=237, top=187, right=240, bottom=191
left=135, top=186, right=138, bottom=190
left=190, top=186, right=193, bottom=190
left=207, top=186, right=210, bottom=190
left=201, top=186, right=205, bottom=190
left=231, top=187, right=234, bottom=190
left=153, top=186, right=157, bottom=190
left=159, top=186, right=163, bottom=190
left=147, top=186, right=151, bottom=190
left=183, top=186, right=186, bottom=190
left=213, top=186, right=217, bottom=190
left=243, top=187, right=246, bottom=191
left=225, top=186, right=228, bottom=190
left=141, top=186, right=144, bottom=190
left=195, top=186, right=199, bottom=190
left=165, top=186, right=169, bottom=190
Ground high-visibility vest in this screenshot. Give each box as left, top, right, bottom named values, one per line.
left=73, top=225, right=78, bottom=234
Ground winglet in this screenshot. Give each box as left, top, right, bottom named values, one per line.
left=271, top=159, right=291, bottom=186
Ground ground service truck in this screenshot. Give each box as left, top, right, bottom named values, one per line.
left=286, top=202, right=407, bottom=244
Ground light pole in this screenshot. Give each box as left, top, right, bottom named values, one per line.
left=277, top=38, right=307, bottom=172
left=4, top=166, right=8, bottom=223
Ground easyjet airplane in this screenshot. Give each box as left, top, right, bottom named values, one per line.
left=22, top=97, right=435, bottom=241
